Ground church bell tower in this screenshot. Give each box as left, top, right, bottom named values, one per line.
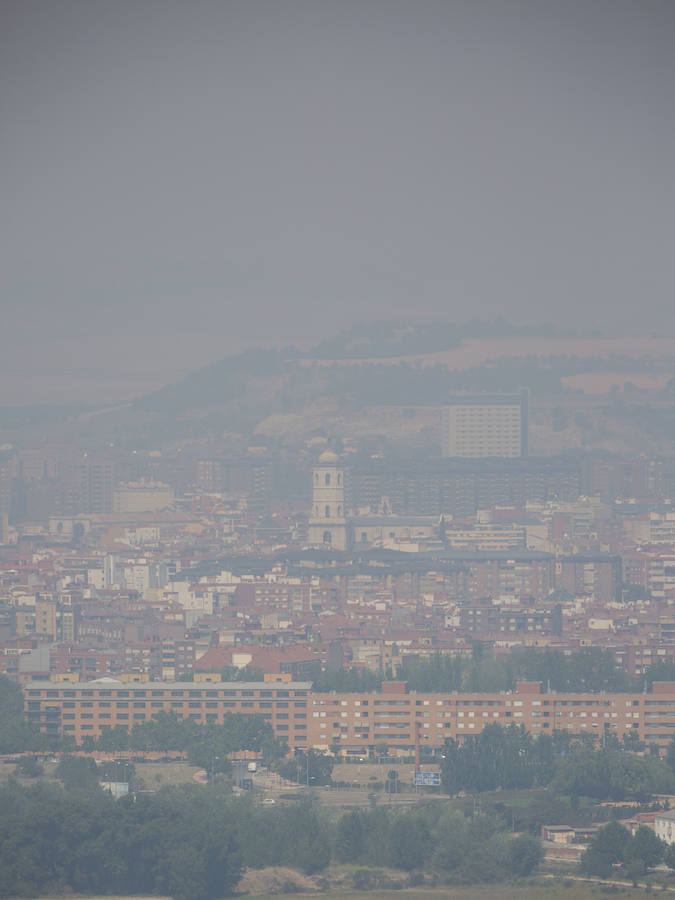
left=307, top=449, right=349, bottom=550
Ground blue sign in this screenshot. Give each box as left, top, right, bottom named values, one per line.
left=413, top=771, right=440, bottom=786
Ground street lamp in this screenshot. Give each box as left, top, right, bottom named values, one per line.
left=211, top=755, right=219, bottom=785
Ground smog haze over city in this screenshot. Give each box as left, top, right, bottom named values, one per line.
left=2, top=0, right=675, bottom=405
left=3, top=3, right=675, bottom=900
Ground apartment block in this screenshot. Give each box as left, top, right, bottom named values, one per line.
left=25, top=680, right=312, bottom=747
left=441, top=393, right=528, bottom=459
left=23, top=679, right=675, bottom=756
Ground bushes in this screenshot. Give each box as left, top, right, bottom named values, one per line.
left=0, top=780, right=546, bottom=898
left=581, top=821, right=665, bottom=878
left=0, top=781, right=242, bottom=900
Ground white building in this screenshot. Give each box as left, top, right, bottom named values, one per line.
left=112, top=480, right=174, bottom=514
left=307, top=450, right=349, bottom=550
left=654, top=810, right=675, bottom=844
left=441, top=393, right=528, bottom=458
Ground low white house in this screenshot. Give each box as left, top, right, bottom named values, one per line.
left=654, top=810, right=675, bottom=844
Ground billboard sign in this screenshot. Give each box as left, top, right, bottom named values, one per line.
left=413, top=771, right=440, bottom=786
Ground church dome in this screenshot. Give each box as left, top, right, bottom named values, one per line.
left=318, top=449, right=340, bottom=465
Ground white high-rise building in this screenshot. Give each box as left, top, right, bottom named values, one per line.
left=441, top=392, right=528, bottom=458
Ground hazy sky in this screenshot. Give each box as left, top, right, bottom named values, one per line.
left=2, top=0, right=675, bottom=399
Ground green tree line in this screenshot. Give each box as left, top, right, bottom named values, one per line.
left=89, top=710, right=287, bottom=772
left=0, top=780, right=543, bottom=899
left=317, top=646, right=673, bottom=694
left=0, top=675, right=53, bottom=754
left=440, top=723, right=675, bottom=800
left=581, top=820, right=672, bottom=881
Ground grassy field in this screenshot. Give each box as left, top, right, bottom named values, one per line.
left=24, top=871, right=675, bottom=899
left=302, top=335, right=675, bottom=370
left=242, top=883, right=656, bottom=899
left=0, top=759, right=202, bottom=789
left=331, top=762, right=420, bottom=787
left=27, top=887, right=655, bottom=900
left=133, top=760, right=202, bottom=787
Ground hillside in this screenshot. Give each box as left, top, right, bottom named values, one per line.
left=2, top=322, right=675, bottom=454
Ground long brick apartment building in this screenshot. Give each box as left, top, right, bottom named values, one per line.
left=23, top=679, right=675, bottom=756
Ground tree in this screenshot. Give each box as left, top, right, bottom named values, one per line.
left=431, top=808, right=472, bottom=872
left=276, top=750, right=333, bottom=786
left=440, top=738, right=462, bottom=795
left=666, top=736, right=675, bottom=774
left=97, top=725, right=130, bottom=752
left=624, top=825, right=664, bottom=870
left=14, top=755, right=44, bottom=778
left=335, top=810, right=367, bottom=863
left=508, top=834, right=544, bottom=876
left=0, top=675, right=45, bottom=754
left=55, top=756, right=100, bottom=792
left=313, top=667, right=382, bottom=693
left=554, top=745, right=675, bottom=801
left=663, top=841, right=675, bottom=870
left=286, top=802, right=331, bottom=874
left=581, top=820, right=630, bottom=876
left=388, top=811, right=430, bottom=871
